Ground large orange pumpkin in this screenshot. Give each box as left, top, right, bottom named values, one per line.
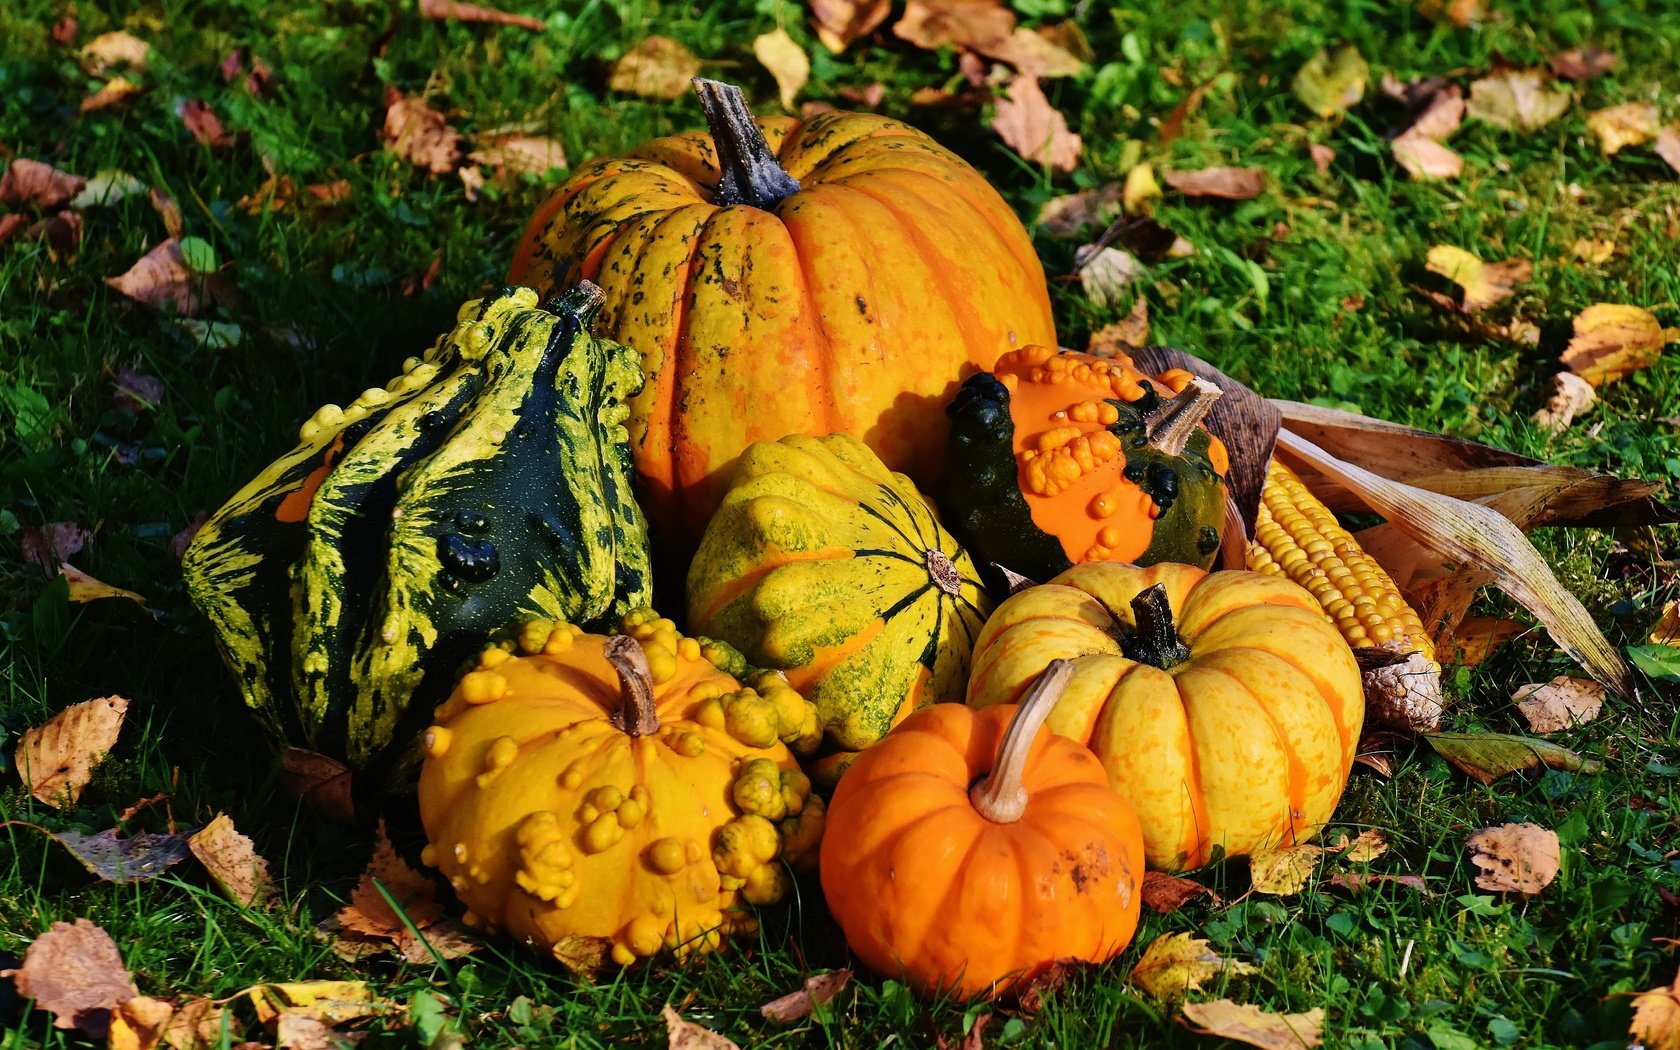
left=966, top=562, right=1364, bottom=872
left=508, top=79, right=1056, bottom=551
left=820, top=662, right=1145, bottom=1000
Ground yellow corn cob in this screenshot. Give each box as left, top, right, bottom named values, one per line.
left=1247, top=458, right=1435, bottom=662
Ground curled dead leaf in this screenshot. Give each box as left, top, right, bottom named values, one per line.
left=1162, top=166, right=1265, bottom=199
left=1292, top=45, right=1367, bottom=119
left=1128, top=933, right=1257, bottom=1000
left=1656, top=127, right=1680, bottom=175
left=107, top=996, right=174, bottom=1050
left=1467, top=70, right=1572, bottom=131
left=1531, top=371, right=1596, bottom=433
left=1426, top=731, right=1600, bottom=783
left=189, top=813, right=275, bottom=907
left=15, top=695, right=129, bottom=808
left=1393, top=132, right=1463, bottom=180
left=1038, top=182, right=1122, bottom=237
left=808, top=0, right=891, bottom=53
left=468, top=134, right=569, bottom=177
left=991, top=76, right=1081, bottom=172
left=61, top=564, right=147, bottom=605
left=1180, top=999, right=1325, bottom=1049
left=663, top=1004, right=740, bottom=1049
left=893, top=0, right=1015, bottom=52
left=1560, top=302, right=1679, bottom=386
left=105, top=239, right=207, bottom=315
left=1466, top=822, right=1559, bottom=895
left=81, top=76, right=143, bottom=112
left=381, top=91, right=462, bottom=174
left=43, top=826, right=192, bottom=883
left=80, top=31, right=150, bottom=76
left=178, top=100, right=232, bottom=148
left=1512, top=676, right=1605, bottom=733
left=1629, top=970, right=1680, bottom=1050
left=1074, top=244, right=1144, bottom=309
left=19, top=521, right=88, bottom=573
left=1425, top=245, right=1531, bottom=311
left=608, top=36, right=701, bottom=100
left=759, top=969, right=852, bottom=1023
left=1, top=158, right=87, bottom=210
left=417, top=0, right=543, bottom=30
left=1332, top=829, right=1388, bottom=863
left=753, top=28, right=809, bottom=111
left=1140, top=869, right=1216, bottom=913
left=1551, top=47, right=1618, bottom=81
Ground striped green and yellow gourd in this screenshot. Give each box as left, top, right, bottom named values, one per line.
left=182, top=284, right=652, bottom=786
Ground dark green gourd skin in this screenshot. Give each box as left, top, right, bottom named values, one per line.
left=182, top=285, right=651, bottom=789
left=938, top=369, right=1226, bottom=586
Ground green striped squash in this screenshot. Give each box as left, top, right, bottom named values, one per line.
left=182, top=284, right=652, bottom=786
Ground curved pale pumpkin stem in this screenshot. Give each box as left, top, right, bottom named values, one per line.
left=605, top=634, right=660, bottom=737
left=1145, top=377, right=1222, bottom=456
left=692, top=77, right=801, bottom=210
left=970, top=659, right=1075, bottom=824
left=1119, top=583, right=1192, bottom=670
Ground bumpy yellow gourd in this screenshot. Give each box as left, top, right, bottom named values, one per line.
left=416, top=609, right=823, bottom=972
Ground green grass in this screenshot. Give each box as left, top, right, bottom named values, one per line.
left=3, top=0, right=1679, bottom=1046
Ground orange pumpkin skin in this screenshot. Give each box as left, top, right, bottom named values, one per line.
left=508, top=88, right=1056, bottom=550
left=966, top=563, right=1363, bottom=873
left=819, top=697, right=1144, bottom=1000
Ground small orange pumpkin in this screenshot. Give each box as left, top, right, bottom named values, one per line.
left=966, top=562, right=1364, bottom=872
left=820, top=662, right=1145, bottom=1000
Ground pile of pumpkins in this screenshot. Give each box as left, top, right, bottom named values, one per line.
left=182, top=80, right=1365, bottom=1000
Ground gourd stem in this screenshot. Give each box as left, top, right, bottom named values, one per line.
left=993, top=563, right=1038, bottom=597
left=692, top=77, right=801, bottom=210
left=544, top=280, right=606, bottom=328
left=605, top=635, right=660, bottom=738
left=925, top=549, right=964, bottom=597
left=1145, top=377, right=1222, bottom=457
left=1119, top=584, right=1192, bottom=670
left=970, top=660, right=1075, bottom=824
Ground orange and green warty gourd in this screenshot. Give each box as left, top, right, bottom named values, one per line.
left=966, top=562, right=1363, bottom=872
left=508, top=79, right=1057, bottom=554
left=417, top=609, right=823, bottom=972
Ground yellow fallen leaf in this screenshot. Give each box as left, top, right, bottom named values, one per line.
left=753, top=28, right=809, bottom=111
left=1466, top=822, right=1559, bottom=895
left=1425, top=245, right=1531, bottom=311
left=109, top=997, right=174, bottom=1050
left=1629, top=970, right=1680, bottom=1050
left=1127, top=932, right=1256, bottom=1000
left=1445, top=616, right=1526, bottom=667
left=15, top=696, right=129, bottom=808
left=61, top=564, right=147, bottom=605
left=1180, top=999, right=1325, bottom=1048
left=246, top=982, right=383, bottom=1026
left=1586, top=102, right=1658, bottom=155
left=1334, top=829, right=1388, bottom=863
left=1569, top=238, right=1616, bottom=264
left=609, top=36, right=701, bottom=100
left=189, top=813, right=275, bottom=908
left=1652, top=601, right=1680, bottom=645
left=1559, top=302, right=1680, bottom=386
left=81, top=30, right=151, bottom=76
left=1248, top=844, right=1324, bottom=895
left=1123, top=163, right=1161, bottom=214
left=1292, top=45, right=1367, bottom=118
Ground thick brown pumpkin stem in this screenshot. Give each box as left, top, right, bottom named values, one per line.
left=605, top=635, right=660, bottom=738
left=693, top=77, right=801, bottom=210
left=1145, top=377, right=1222, bottom=457
left=1119, top=584, right=1192, bottom=670
left=970, top=659, right=1074, bottom=824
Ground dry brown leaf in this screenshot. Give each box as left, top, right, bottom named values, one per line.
left=1445, top=616, right=1525, bottom=667
left=1656, top=127, right=1680, bottom=175
left=106, top=239, right=205, bottom=315
left=1560, top=302, right=1679, bottom=386
left=458, top=164, right=485, bottom=202
left=609, top=36, right=701, bottom=100
left=1417, top=0, right=1483, bottom=27
left=1408, top=85, right=1466, bottom=141
left=1570, top=238, right=1616, bottom=264
left=809, top=0, right=891, bottom=52
left=19, top=521, right=88, bottom=573
left=1139, top=870, right=1215, bottom=913
left=52, top=14, right=78, bottom=45
left=162, top=997, right=237, bottom=1050
left=981, top=28, right=1085, bottom=78
left=663, top=1004, right=741, bottom=1049
left=469, top=134, right=567, bottom=177
left=81, top=30, right=150, bottom=75
left=0, top=919, right=137, bottom=1038
left=1180, top=1000, right=1325, bottom=1048
left=329, top=821, right=479, bottom=962
left=893, top=0, right=1015, bottom=51
left=1328, top=872, right=1428, bottom=894
left=1393, top=132, right=1463, bottom=180
left=273, top=1013, right=338, bottom=1050
left=81, top=76, right=143, bottom=112
left=1425, top=245, right=1531, bottom=311
left=61, top=564, right=147, bottom=605
left=1, top=158, right=87, bottom=210
left=991, top=76, right=1080, bottom=172
left=1248, top=844, right=1324, bottom=895
left=149, top=187, right=183, bottom=238
left=1038, top=182, right=1122, bottom=237
left=1333, top=829, right=1389, bottom=862
left=1075, top=244, right=1144, bottom=309
left=1630, top=971, right=1680, bottom=1050
left=306, top=180, right=353, bottom=206
left=178, top=100, right=231, bottom=148
left=1309, top=143, right=1334, bottom=175
left=381, top=91, right=462, bottom=174
left=753, top=29, right=809, bottom=111
left=1587, top=102, right=1658, bottom=155
left=236, top=173, right=294, bottom=215
left=189, top=813, right=275, bottom=907
left=1531, top=371, right=1596, bottom=433
left=1467, top=822, right=1560, bottom=895
left=1467, top=70, right=1572, bottom=131
left=15, top=695, right=128, bottom=808
left=1162, top=166, right=1265, bottom=199
left=759, top=969, right=852, bottom=1023
left=1089, top=298, right=1151, bottom=358
left=1512, top=676, right=1605, bottom=733
left=1128, top=933, right=1257, bottom=999
left=417, top=0, right=543, bottom=30
left=1651, top=601, right=1680, bottom=645
left=109, top=996, right=175, bottom=1050
left=278, top=747, right=357, bottom=824
left=1277, top=428, right=1632, bottom=698
left=1551, top=47, right=1618, bottom=81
